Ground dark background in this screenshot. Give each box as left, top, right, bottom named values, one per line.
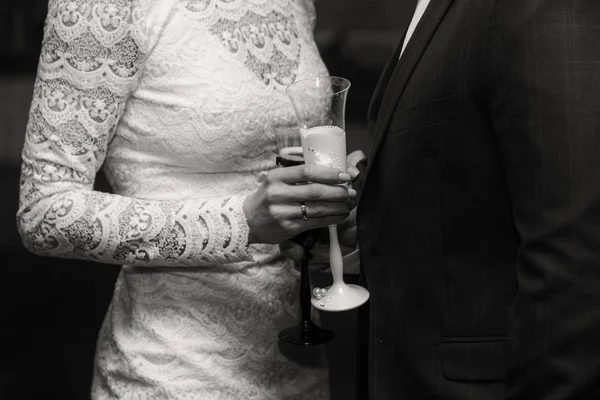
left=0, top=1, right=413, bottom=399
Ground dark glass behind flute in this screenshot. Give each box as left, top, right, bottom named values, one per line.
left=276, top=147, right=335, bottom=345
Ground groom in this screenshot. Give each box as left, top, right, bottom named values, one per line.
left=356, top=0, right=600, bottom=399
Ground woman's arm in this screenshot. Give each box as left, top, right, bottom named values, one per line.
left=17, top=0, right=253, bottom=267
left=18, top=0, right=354, bottom=268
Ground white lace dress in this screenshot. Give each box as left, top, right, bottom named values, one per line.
left=17, top=0, right=331, bottom=398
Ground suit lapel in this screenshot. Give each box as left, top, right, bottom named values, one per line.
left=364, top=0, right=456, bottom=181
left=367, top=30, right=410, bottom=130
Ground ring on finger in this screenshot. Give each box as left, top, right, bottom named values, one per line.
left=300, top=202, right=308, bottom=220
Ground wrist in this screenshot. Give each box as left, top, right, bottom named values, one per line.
left=242, top=195, right=259, bottom=244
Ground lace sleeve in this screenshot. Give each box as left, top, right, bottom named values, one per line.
left=16, top=0, right=252, bottom=267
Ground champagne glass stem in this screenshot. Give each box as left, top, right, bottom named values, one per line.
left=328, top=225, right=344, bottom=285
left=300, top=249, right=313, bottom=329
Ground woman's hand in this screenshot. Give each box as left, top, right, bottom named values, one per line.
left=278, top=149, right=368, bottom=265
left=346, top=149, right=367, bottom=198
left=337, top=150, right=366, bottom=248
left=243, top=164, right=356, bottom=244
left=346, top=150, right=366, bottom=180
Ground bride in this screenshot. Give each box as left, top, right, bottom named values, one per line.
left=17, top=0, right=359, bottom=398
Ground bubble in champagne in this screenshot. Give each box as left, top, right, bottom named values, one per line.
left=300, top=125, right=346, bottom=171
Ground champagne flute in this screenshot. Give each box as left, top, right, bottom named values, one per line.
left=273, top=124, right=335, bottom=346
left=286, top=76, right=370, bottom=312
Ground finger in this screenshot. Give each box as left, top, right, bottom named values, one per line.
left=288, top=214, right=349, bottom=233
left=338, top=226, right=358, bottom=248
left=347, top=150, right=367, bottom=167
left=347, top=165, right=360, bottom=179
left=268, top=202, right=352, bottom=221
left=280, top=183, right=357, bottom=202
left=268, top=164, right=351, bottom=185
left=338, top=207, right=357, bottom=230
left=293, top=201, right=354, bottom=219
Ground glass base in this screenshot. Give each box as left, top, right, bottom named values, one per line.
left=278, top=324, right=335, bottom=346
left=311, top=283, right=370, bottom=312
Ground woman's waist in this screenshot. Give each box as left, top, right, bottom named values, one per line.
left=111, top=249, right=298, bottom=313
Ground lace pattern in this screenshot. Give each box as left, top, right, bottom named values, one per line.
left=18, top=0, right=252, bottom=266
left=210, top=9, right=301, bottom=86
left=17, top=0, right=330, bottom=398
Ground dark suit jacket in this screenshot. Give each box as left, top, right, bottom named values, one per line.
left=356, top=0, right=600, bottom=399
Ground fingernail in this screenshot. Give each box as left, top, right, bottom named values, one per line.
left=348, top=188, right=357, bottom=198
left=338, top=172, right=351, bottom=182
left=349, top=169, right=359, bottom=178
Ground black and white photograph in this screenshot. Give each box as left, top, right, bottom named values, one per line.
left=2, top=0, right=600, bottom=399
